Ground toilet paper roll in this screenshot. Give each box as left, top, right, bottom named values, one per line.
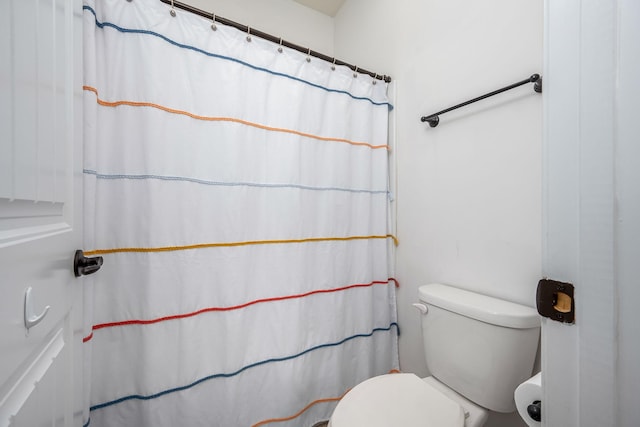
left=514, top=372, right=542, bottom=427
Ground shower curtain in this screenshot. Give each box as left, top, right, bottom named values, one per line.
left=82, top=0, right=398, bottom=426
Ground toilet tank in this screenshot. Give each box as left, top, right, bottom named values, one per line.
left=418, top=284, right=540, bottom=413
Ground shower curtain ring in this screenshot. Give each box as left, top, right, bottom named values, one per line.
left=353, top=66, right=358, bottom=78
left=246, top=27, right=252, bottom=42
left=331, top=58, right=336, bottom=71
left=278, top=38, right=283, bottom=53
left=211, top=13, right=217, bottom=31
left=169, top=0, right=176, bottom=17
left=373, top=73, right=378, bottom=85
left=306, top=48, right=311, bottom=62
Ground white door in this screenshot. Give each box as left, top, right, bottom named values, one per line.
left=0, top=0, right=84, bottom=426
left=542, top=1, right=640, bottom=426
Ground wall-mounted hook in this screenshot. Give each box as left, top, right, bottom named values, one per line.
left=24, top=287, right=50, bottom=331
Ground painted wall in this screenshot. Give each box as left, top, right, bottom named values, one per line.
left=181, top=0, right=335, bottom=55
left=334, top=1, right=542, bottom=426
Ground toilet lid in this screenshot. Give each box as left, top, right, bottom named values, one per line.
left=330, top=374, right=465, bottom=427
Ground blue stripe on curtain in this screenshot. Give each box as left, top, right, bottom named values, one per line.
left=89, top=322, right=399, bottom=412
left=83, top=169, right=390, bottom=195
left=83, top=5, right=394, bottom=109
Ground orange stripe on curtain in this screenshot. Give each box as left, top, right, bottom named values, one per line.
left=83, top=234, right=399, bottom=256
left=83, top=86, right=391, bottom=150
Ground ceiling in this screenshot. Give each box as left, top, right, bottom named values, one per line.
left=293, top=0, right=346, bottom=17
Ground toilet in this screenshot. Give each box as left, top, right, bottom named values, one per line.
left=329, top=283, right=540, bottom=427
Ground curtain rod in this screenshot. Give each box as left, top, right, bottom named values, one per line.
left=158, top=0, right=392, bottom=83
left=421, top=74, right=543, bottom=127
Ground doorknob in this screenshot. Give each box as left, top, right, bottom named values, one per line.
left=24, top=287, right=50, bottom=331
left=73, top=249, right=103, bottom=277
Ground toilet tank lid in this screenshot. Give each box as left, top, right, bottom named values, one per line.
left=418, top=284, right=540, bottom=329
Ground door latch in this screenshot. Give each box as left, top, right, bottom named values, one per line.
left=536, top=279, right=575, bottom=323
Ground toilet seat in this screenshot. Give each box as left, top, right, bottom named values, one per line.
left=329, top=373, right=466, bottom=427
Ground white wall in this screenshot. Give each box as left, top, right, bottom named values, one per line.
left=335, top=1, right=542, bottom=426
left=179, top=0, right=335, bottom=55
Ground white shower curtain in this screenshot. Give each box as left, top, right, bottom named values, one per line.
left=82, top=0, right=398, bottom=426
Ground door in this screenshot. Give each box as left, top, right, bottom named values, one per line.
left=542, top=1, right=640, bottom=426
left=0, top=0, right=83, bottom=425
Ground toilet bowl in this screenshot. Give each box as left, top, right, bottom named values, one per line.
left=329, top=374, right=488, bottom=427
left=329, top=283, right=541, bottom=427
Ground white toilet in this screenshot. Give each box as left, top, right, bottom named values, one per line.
left=329, top=283, right=540, bottom=427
